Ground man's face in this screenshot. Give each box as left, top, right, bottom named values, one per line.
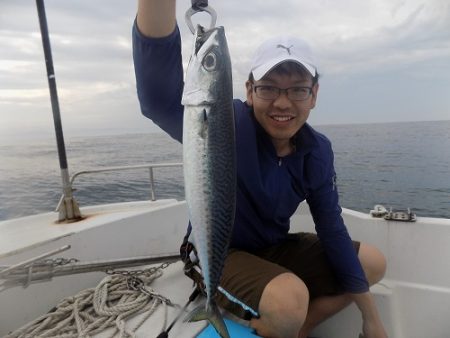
left=246, top=69, right=319, bottom=146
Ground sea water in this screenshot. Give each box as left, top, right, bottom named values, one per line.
left=1, top=120, right=449, bottom=221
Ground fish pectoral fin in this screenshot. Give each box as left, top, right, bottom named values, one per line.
left=184, top=303, right=230, bottom=338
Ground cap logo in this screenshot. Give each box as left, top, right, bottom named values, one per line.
left=276, top=44, right=294, bottom=55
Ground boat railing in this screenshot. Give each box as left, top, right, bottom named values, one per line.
left=55, top=162, right=184, bottom=211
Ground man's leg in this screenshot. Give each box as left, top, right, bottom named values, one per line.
left=216, top=250, right=307, bottom=338
left=250, top=272, right=309, bottom=338
left=217, top=240, right=386, bottom=338
left=297, top=242, right=387, bottom=338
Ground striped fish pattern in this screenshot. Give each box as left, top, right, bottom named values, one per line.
left=182, top=24, right=236, bottom=338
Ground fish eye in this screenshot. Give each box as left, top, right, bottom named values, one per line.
left=202, top=52, right=217, bottom=71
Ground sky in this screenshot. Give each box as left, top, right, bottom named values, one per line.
left=0, top=0, right=449, bottom=142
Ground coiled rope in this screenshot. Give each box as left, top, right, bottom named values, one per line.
left=6, top=268, right=171, bottom=338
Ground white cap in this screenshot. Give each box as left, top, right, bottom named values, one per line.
left=250, top=35, right=317, bottom=81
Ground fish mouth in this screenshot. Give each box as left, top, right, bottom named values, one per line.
left=195, top=26, right=221, bottom=54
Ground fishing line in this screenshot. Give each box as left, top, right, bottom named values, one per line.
left=156, top=287, right=201, bottom=338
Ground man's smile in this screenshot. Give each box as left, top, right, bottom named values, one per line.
left=269, top=114, right=296, bottom=123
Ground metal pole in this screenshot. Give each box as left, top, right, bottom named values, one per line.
left=0, top=245, right=71, bottom=278
left=35, top=0, right=81, bottom=221
left=149, top=167, right=156, bottom=201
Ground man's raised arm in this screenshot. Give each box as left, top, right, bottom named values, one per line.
left=136, top=0, right=176, bottom=38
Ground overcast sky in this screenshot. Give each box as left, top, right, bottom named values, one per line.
left=1, top=0, right=449, bottom=142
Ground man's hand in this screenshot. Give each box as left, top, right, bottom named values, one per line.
left=352, top=292, right=388, bottom=338
left=362, top=316, right=388, bottom=338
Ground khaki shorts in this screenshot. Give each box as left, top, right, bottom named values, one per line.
left=215, top=232, right=360, bottom=320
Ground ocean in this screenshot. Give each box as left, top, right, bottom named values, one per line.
left=1, top=120, right=449, bottom=221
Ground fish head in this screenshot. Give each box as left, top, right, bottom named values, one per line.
left=182, top=25, right=232, bottom=107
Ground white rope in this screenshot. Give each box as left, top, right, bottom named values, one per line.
left=6, top=272, right=168, bottom=338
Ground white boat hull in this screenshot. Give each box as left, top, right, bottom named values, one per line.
left=1, top=200, right=450, bottom=337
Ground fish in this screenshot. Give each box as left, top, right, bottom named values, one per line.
left=181, top=24, right=236, bottom=338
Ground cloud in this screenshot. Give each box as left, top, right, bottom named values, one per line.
left=307, top=1, right=450, bottom=76
left=0, top=0, right=449, bottom=141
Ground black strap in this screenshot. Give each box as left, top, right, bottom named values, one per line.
left=179, top=223, right=206, bottom=295
left=180, top=222, right=194, bottom=263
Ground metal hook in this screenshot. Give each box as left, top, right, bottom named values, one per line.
left=185, top=5, right=217, bottom=34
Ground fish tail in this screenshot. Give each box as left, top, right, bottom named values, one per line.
left=185, top=302, right=230, bottom=338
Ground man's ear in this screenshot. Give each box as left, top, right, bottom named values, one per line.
left=245, top=81, right=254, bottom=106
left=310, top=83, right=319, bottom=109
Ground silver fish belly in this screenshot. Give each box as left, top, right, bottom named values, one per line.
left=182, top=25, right=236, bottom=338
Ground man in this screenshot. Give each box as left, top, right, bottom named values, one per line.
left=133, top=1, right=388, bottom=337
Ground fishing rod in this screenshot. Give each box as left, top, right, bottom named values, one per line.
left=35, top=0, right=81, bottom=222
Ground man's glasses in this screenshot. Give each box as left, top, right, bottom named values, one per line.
left=253, top=85, right=313, bottom=101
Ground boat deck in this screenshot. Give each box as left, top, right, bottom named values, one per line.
left=1, top=200, right=450, bottom=337
left=0, top=199, right=184, bottom=260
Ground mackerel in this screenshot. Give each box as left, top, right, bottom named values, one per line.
left=182, top=24, right=236, bottom=338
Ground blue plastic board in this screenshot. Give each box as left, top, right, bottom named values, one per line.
left=197, top=318, right=261, bottom=337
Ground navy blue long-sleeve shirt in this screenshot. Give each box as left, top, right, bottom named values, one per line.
left=132, top=23, right=369, bottom=294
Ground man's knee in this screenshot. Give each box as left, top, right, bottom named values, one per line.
left=358, top=242, right=387, bottom=285
left=251, top=272, right=309, bottom=338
